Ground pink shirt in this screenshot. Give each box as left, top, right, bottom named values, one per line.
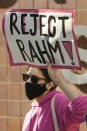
left=22, top=90, right=87, bottom=131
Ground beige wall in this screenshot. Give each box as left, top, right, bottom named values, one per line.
left=0, top=0, right=87, bottom=131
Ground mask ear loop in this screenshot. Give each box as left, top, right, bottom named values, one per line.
left=50, top=82, right=57, bottom=91
left=53, top=83, right=57, bottom=89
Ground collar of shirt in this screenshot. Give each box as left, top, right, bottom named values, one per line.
left=31, top=90, right=60, bottom=107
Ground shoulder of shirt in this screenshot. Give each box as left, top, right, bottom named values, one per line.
left=55, top=90, right=65, bottom=96
left=55, top=90, right=69, bottom=100
left=24, top=109, right=32, bottom=120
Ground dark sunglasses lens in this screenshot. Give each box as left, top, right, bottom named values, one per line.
left=31, top=76, right=39, bottom=83
left=23, top=74, right=29, bottom=81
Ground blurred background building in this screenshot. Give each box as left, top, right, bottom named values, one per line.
left=0, top=0, right=87, bottom=131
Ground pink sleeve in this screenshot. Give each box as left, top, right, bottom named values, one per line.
left=55, top=93, right=87, bottom=129
left=67, top=95, right=87, bottom=122
left=22, top=110, right=32, bottom=131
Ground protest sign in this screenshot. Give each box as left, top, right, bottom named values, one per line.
left=2, top=9, right=81, bottom=69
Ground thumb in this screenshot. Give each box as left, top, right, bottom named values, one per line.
left=46, top=61, right=54, bottom=79
left=46, top=61, right=52, bottom=70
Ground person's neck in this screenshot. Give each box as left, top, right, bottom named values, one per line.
left=35, top=90, right=50, bottom=102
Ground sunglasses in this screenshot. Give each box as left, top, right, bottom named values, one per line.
left=22, top=73, right=46, bottom=83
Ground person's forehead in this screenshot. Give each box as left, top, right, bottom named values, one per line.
left=27, top=67, right=33, bottom=74
left=27, top=67, right=43, bottom=76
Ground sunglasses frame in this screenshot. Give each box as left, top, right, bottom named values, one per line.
left=22, top=73, right=46, bottom=83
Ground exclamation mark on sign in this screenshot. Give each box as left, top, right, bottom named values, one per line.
left=62, top=41, right=75, bottom=65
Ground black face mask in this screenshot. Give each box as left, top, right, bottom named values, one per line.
left=25, top=82, right=47, bottom=100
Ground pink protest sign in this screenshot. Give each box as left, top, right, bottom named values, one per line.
left=2, top=9, right=81, bottom=69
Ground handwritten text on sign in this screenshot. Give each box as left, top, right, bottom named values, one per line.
left=2, top=9, right=81, bottom=69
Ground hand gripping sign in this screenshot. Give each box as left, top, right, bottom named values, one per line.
left=2, top=9, right=81, bottom=69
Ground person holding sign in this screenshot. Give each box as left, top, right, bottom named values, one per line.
left=2, top=9, right=86, bottom=131
left=22, top=62, right=87, bottom=131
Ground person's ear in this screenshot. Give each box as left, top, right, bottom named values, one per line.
left=46, top=81, right=54, bottom=90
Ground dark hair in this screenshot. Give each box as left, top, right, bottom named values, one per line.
left=39, top=68, right=52, bottom=82
left=39, top=68, right=57, bottom=90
